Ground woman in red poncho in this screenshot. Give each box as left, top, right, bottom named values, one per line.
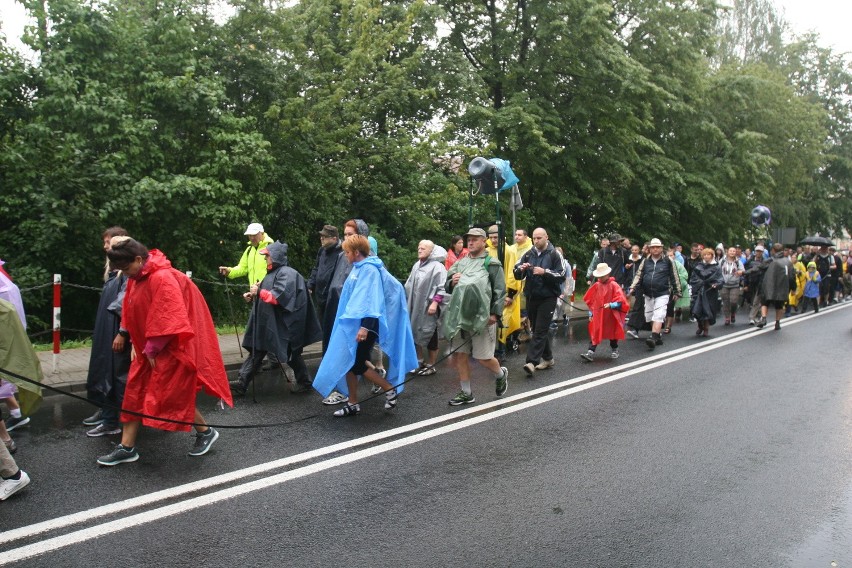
left=96, top=238, right=233, bottom=466
left=581, top=263, right=629, bottom=362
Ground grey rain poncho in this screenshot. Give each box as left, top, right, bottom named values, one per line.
left=404, top=245, right=448, bottom=346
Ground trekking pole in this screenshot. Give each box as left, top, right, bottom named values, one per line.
left=251, top=288, right=259, bottom=404
left=223, top=274, right=244, bottom=358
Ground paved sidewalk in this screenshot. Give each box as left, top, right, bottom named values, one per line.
left=35, top=333, right=324, bottom=394
left=34, top=299, right=590, bottom=394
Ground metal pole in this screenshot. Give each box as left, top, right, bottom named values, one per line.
left=52, top=274, right=61, bottom=374
left=468, top=178, right=474, bottom=229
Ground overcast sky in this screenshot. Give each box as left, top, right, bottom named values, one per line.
left=776, top=0, right=852, bottom=54
left=1, top=1, right=850, bottom=58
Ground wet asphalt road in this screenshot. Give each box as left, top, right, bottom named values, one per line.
left=2, top=303, right=851, bottom=567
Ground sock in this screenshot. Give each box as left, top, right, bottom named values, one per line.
left=2, top=470, right=22, bottom=481
left=10, top=409, right=22, bottom=419
left=461, top=381, right=472, bottom=395
left=493, top=369, right=504, bottom=379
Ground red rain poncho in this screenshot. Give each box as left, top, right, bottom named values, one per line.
left=121, top=250, right=232, bottom=431
left=583, top=278, right=629, bottom=345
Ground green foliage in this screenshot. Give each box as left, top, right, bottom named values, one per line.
left=1, top=0, right=849, bottom=339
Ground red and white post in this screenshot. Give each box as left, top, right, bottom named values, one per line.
left=53, top=273, right=61, bottom=373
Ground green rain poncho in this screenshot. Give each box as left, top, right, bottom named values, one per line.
left=442, top=254, right=505, bottom=340
left=0, top=298, right=43, bottom=415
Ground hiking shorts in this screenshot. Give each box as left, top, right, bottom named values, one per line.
left=644, top=295, right=669, bottom=323
left=448, top=322, right=497, bottom=360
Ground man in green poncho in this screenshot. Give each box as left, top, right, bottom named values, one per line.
left=442, top=228, right=508, bottom=406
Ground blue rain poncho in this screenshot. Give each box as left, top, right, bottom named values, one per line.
left=313, top=256, right=418, bottom=397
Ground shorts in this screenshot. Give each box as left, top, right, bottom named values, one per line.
left=350, top=333, right=378, bottom=375
left=448, top=322, right=497, bottom=361
left=644, top=295, right=669, bottom=323
left=761, top=299, right=786, bottom=309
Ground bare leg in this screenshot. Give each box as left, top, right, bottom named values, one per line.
left=193, top=409, right=210, bottom=434
left=344, top=372, right=361, bottom=405
left=362, top=367, right=393, bottom=393
left=427, top=349, right=439, bottom=367
left=477, top=356, right=502, bottom=375
left=120, top=420, right=141, bottom=448
left=455, top=352, right=471, bottom=382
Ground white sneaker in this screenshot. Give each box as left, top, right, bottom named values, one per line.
left=535, top=359, right=555, bottom=370
left=523, top=362, right=536, bottom=376
left=626, top=329, right=639, bottom=339
left=0, top=471, right=30, bottom=501
left=322, top=391, right=349, bottom=405
left=581, top=350, right=595, bottom=362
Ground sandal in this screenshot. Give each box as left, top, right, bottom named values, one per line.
left=663, top=327, right=671, bottom=334
left=417, top=365, right=437, bottom=376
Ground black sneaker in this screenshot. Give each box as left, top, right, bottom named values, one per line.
left=645, top=337, right=656, bottom=350
left=229, top=379, right=247, bottom=397
left=333, top=403, right=361, bottom=417
left=756, top=317, right=767, bottom=329
left=449, top=391, right=475, bottom=406
left=82, top=410, right=104, bottom=426
left=5, top=416, right=30, bottom=432
left=97, top=444, right=139, bottom=466
left=384, top=389, right=399, bottom=409
left=290, top=382, right=312, bottom=394
left=495, top=367, right=508, bottom=397
left=86, top=423, right=122, bottom=437
left=654, top=335, right=664, bottom=346
left=188, top=427, right=219, bottom=456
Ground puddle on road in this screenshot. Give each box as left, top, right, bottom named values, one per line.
left=788, top=483, right=852, bottom=566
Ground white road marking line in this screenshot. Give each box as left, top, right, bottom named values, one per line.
left=1, top=304, right=847, bottom=563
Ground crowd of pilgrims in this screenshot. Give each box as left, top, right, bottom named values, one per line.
left=586, top=235, right=851, bottom=338
left=0, top=220, right=849, bottom=493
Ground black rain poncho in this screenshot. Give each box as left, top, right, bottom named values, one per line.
left=243, top=242, right=322, bottom=360
left=86, top=271, right=131, bottom=395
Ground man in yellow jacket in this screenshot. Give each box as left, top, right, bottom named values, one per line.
left=486, top=226, right=522, bottom=359
left=219, top=223, right=274, bottom=287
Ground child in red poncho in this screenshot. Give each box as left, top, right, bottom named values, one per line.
left=581, top=263, right=629, bottom=361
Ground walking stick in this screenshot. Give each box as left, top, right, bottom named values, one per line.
left=223, top=275, right=244, bottom=358
left=251, top=289, right=260, bottom=404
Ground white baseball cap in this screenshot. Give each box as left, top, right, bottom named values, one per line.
left=244, top=223, right=264, bottom=235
